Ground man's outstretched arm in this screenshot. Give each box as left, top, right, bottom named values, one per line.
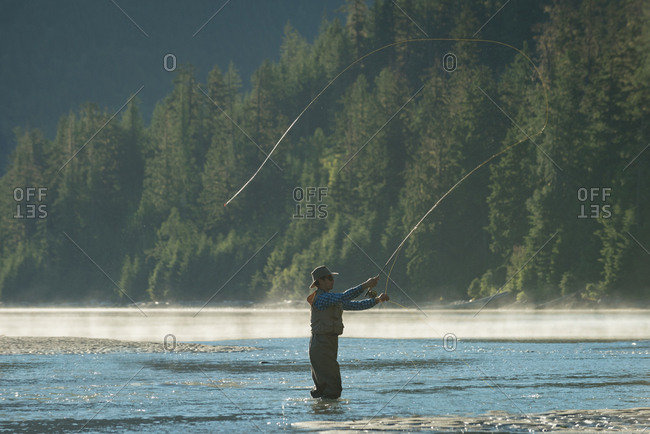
left=313, top=284, right=364, bottom=310
left=313, top=276, right=383, bottom=310
left=342, top=292, right=389, bottom=310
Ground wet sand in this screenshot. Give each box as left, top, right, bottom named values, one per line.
left=293, top=407, right=650, bottom=432
left=0, top=336, right=257, bottom=355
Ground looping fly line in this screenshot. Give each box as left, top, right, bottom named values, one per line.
left=223, top=38, right=549, bottom=295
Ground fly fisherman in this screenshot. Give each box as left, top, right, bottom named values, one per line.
left=306, top=265, right=390, bottom=399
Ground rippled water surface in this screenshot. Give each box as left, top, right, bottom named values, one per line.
left=1, top=337, right=648, bottom=432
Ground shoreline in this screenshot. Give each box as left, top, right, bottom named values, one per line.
left=293, top=407, right=650, bottom=432
left=0, top=336, right=259, bottom=355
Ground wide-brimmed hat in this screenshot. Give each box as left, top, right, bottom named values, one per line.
left=309, top=265, right=338, bottom=288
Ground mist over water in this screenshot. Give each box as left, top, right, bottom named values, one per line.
left=2, top=308, right=648, bottom=341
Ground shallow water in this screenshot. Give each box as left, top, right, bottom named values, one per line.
left=1, top=337, right=648, bottom=432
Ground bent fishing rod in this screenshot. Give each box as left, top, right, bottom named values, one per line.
left=366, top=47, right=547, bottom=297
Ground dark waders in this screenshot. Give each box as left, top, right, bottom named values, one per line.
left=308, top=286, right=344, bottom=399
left=309, top=333, right=342, bottom=399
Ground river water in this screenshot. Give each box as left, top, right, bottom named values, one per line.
left=0, top=309, right=648, bottom=432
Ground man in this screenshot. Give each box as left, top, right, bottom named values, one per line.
left=306, top=265, right=389, bottom=399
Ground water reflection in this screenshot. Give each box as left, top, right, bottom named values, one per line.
left=310, top=398, right=349, bottom=415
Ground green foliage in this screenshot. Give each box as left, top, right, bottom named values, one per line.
left=468, top=268, right=503, bottom=300
left=0, top=0, right=647, bottom=305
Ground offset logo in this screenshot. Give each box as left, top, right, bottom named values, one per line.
left=163, top=334, right=177, bottom=351
left=577, top=187, right=611, bottom=219
left=443, top=53, right=457, bottom=72
left=163, top=54, right=177, bottom=72
left=13, top=187, right=48, bottom=219
left=443, top=333, right=457, bottom=352
left=293, top=187, right=328, bottom=219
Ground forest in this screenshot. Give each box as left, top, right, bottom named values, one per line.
left=1, top=0, right=648, bottom=306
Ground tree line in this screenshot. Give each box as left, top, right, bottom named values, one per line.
left=1, top=0, right=648, bottom=305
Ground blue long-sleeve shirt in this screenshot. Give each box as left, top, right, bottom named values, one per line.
left=312, top=284, right=377, bottom=311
